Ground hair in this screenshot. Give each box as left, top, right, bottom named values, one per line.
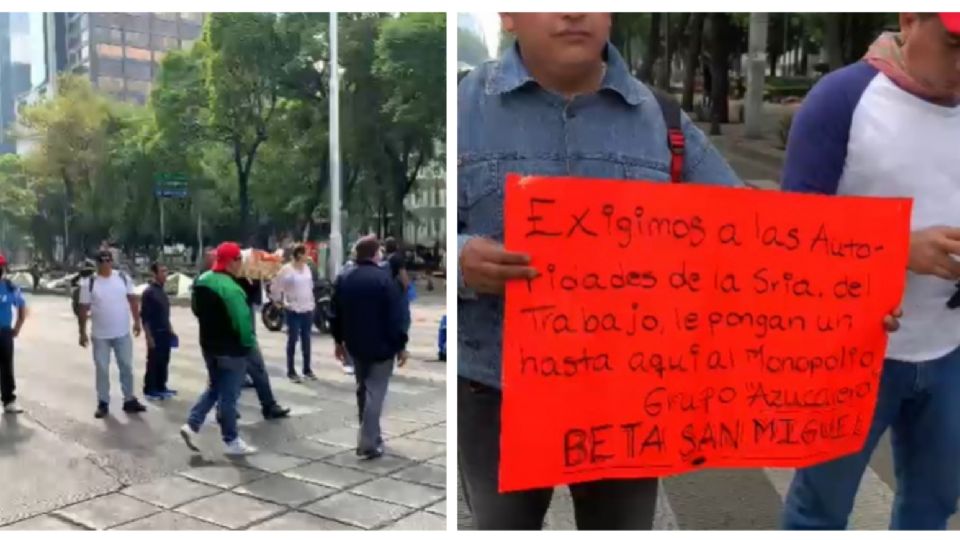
left=355, top=236, right=381, bottom=261
left=384, top=237, right=399, bottom=254
left=292, top=244, right=306, bottom=259
left=150, top=262, right=164, bottom=275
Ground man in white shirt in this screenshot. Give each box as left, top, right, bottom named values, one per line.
left=781, top=13, right=960, bottom=530
left=270, top=244, right=316, bottom=383
left=78, top=250, right=146, bottom=418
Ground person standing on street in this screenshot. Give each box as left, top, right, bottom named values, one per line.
left=0, top=254, right=27, bottom=414
left=270, top=244, right=315, bottom=383
left=331, top=236, right=408, bottom=460
left=334, top=245, right=358, bottom=376
left=180, top=242, right=257, bottom=456
left=780, top=12, right=960, bottom=530
left=140, top=262, right=178, bottom=400
left=78, top=250, right=147, bottom=419
left=383, top=237, right=412, bottom=333
left=237, top=274, right=291, bottom=420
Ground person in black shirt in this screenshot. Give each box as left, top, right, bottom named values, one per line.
left=382, top=237, right=411, bottom=332
left=331, top=235, right=408, bottom=459
left=140, top=262, right=177, bottom=400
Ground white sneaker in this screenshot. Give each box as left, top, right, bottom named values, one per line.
left=224, top=438, right=258, bottom=456
left=3, top=402, right=23, bottom=414
left=342, top=364, right=355, bottom=375
left=179, top=424, right=200, bottom=452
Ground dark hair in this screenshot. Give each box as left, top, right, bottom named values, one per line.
left=355, top=236, right=381, bottom=261
left=292, top=244, right=306, bottom=259
left=384, top=237, right=398, bottom=254
left=150, top=262, right=165, bottom=275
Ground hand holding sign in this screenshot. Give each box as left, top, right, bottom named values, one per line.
left=460, top=237, right=537, bottom=295
left=906, top=226, right=960, bottom=280
left=500, top=175, right=912, bottom=493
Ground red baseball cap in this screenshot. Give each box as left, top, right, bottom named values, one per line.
left=941, top=13, right=960, bottom=34
left=211, top=242, right=242, bottom=272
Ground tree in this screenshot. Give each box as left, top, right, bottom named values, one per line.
left=0, top=154, right=38, bottom=250
left=18, top=75, right=113, bottom=261
left=681, top=13, right=706, bottom=111
left=373, top=13, right=445, bottom=239
left=203, top=13, right=293, bottom=240
left=639, top=13, right=661, bottom=83
left=706, top=13, right=734, bottom=134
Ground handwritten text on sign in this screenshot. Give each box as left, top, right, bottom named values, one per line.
left=500, top=175, right=911, bottom=493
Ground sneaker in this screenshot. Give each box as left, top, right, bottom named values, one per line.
left=224, top=438, right=258, bottom=456
left=342, top=364, right=355, bottom=375
left=288, top=374, right=302, bottom=384
left=123, top=399, right=147, bottom=413
left=3, top=401, right=23, bottom=414
left=179, top=424, right=201, bottom=452
left=262, top=405, right=291, bottom=420
left=303, top=372, right=318, bottom=381
left=94, top=402, right=108, bottom=419
left=161, top=389, right=178, bottom=397
left=358, top=446, right=385, bottom=460
left=144, top=392, right=165, bottom=402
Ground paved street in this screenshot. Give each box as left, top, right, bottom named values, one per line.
left=0, top=293, right=446, bottom=530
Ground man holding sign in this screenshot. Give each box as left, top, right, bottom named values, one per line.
left=780, top=12, right=960, bottom=530
left=458, top=12, right=741, bottom=529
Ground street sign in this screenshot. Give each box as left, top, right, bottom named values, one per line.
left=155, top=172, right=189, bottom=199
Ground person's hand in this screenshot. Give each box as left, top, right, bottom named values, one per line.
left=908, top=226, right=960, bottom=279
left=460, top=237, right=537, bottom=295
left=133, top=322, right=142, bottom=338
left=397, top=350, right=409, bottom=368
left=335, top=343, right=345, bottom=361
left=79, top=333, right=89, bottom=348
left=146, top=334, right=155, bottom=349
left=883, top=307, right=903, bottom=332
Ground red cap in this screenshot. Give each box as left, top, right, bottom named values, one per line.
left=941, top=13, right=960, bottom=34
left=211, top=242, right=242, bottom=272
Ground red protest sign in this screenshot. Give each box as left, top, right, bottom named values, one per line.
left=500, top=175, right=912, bottom=493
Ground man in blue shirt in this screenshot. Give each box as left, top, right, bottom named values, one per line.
left=0, top=254, right=28, bottom=414
left=457, top=13, right=742, bottom=530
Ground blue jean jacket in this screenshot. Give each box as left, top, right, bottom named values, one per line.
left=457, top=43, right=744, bottom=389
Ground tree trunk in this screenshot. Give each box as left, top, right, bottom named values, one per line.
left=639, top=13, right=661, bottom=83
left=824, top=13, right=843, bottom=71
left=681, top=13, right=705, bottom=111
left=709, top=13, right=731, bottom=135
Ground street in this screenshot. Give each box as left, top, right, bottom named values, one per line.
left=0, top=293, right=446, bottom=530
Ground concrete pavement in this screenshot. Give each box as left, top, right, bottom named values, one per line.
left=0, top=294, right=446, bottom=530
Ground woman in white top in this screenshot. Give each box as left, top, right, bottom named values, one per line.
left=270, top=245, right=315, bottom=382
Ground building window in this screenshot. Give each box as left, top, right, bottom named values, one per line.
left=181, top=12, right=204, bottom=23
left=98, top=58, right=124, bottom=76
left=97, top=76, right=124, bottom=92
left=96, top=43, right=124, bottom=59
left=80, top=46, right=89, bottom=61
left=152, top=34, right=180, bottom=51
left=126, top=79, right=151, bottom=95
left=155, top=12, right=178, bottom=21
left=124, top=46, right=152, bottom=62
left=124, top=59, right=153, bottom=81
left=94, top=26, right=124, bottom=45
left=128, top=13, right=150, bottom=32
left=124, top=31, right=149, bottom=48
left=153, top=20, right=179, bottom=37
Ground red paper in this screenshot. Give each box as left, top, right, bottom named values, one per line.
left=500, top=175, right=912, bottom=493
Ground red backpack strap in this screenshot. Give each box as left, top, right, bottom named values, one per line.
left=651, top=89, right=685, bottom=183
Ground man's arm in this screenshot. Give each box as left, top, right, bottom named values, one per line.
left=386, top=275, right=408, bottom=355
left=329, top=276, right=344, bottom=346
left=12, top=291, right=26, bottom=337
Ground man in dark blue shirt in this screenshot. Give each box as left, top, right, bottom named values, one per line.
left=0, top=254, right=27, bottom=414
left=331, top=235, right=408, bottom=459
left=140, top=262, right=177, bottom=400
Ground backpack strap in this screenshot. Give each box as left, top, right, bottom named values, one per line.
left=651, top=90, right=685, bottom=183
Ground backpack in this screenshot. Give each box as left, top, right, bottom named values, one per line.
left=86, top=271, right=130, bottom=295
left=650, top=89, right=685, bottom=183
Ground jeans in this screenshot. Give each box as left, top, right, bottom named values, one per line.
left=143, top=333, right=172, bottom=395
left=247, top=345, right=278, bottom=412
left=782, top=348, right=960, bottom=530
left=286, top=310, right=313, bottom=376
left=188, top=351, right=247, bottom=444
left=457, top=377, right=658, bottom=530
left=92, top=334, right=135, bottom=405
left=0, top=329, right=15, bottom=405
left=355, top=358, right=394, bottom=452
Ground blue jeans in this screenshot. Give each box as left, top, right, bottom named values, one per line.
left=782, top=347, right=960, bottom=530
left=92, top=334, right=135, bottom=404
left=188, top=351, right=247, bottom=444
left=286, top=310, right=313, bottom=376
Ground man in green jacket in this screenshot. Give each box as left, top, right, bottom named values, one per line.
left=180, top=242, right=258, bottom=456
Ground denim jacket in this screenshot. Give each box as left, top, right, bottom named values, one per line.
left=458, top=43, right=743, bottom=389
